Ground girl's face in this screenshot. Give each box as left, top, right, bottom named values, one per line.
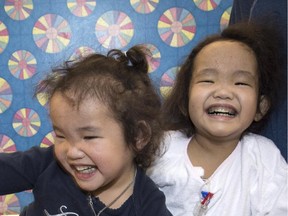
left=50, top=92, right=135, bottom=195
left=188, top=41, right=261, bottom=142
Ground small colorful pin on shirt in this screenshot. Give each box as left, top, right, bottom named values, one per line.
left=193, top=191, right=214, bottom=216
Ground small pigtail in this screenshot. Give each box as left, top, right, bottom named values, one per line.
left=107, top=49, right=128, bottom=64
left=125, top=45, right=150, bottom=74
left=107, top=45, right=150, bottom=74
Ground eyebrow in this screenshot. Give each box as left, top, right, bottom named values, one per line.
left=193, top=69, right=217, bottom=78
left=197, top=68, right=214, bottom=73
left=52, top=125, right=100, bottom=133
left=195, top=68, right=256, bottom=78
left=233, top=70, right=256, bottom=78
left=76, top=126, right=100, bottom=132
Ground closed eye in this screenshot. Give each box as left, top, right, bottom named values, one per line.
left=235, top=82, right=250, bottom=86
left=55, top=134, right=65, bottom=139
left=199, top=80, right=214, bottom=83
left=54, top=134, right=65, bottom=144
left=84, top=136, right=99, bottom=140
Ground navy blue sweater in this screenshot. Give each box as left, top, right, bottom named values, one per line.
left=0, top=146, right=172, bottom=216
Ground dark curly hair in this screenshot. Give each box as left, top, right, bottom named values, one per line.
left=36, top=45, right=163, bottom=169
left=162, top=22, right=284, bottom=137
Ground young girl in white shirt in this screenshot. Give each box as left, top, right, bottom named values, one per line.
left=148, top=22, right=287, bottom=216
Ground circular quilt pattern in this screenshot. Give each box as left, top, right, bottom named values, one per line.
left=143, top=43, right=161, bottom=73
left=40, top=131, right=55, bottom=148
left=0, top=78, right=12, bottom=114
left=95, top=10, right=134, bottom=49
left=0, top=194, right=20, bottom=215
left=158, top=7, right=196, bottom=47
left=69, top=46, right=95, bottom=60
left=13, top=108, right=41, bottom=137
left=33, top=14, right=72, bottom=53
left=36, top=92, right=49, bottom=108
left=193, top=0, right=221, bottom=11
left=0, top=21, right=9, bottom=53
left=0, top=134, right=16, bottom=153
left=130, top=0, right=159, bottom=14
left=4, top=0, right=33, bottom=20
left=8, top=50, right=37, bottom=80
left=220, top=6, right=232, bottom=31
left=160, top=66, right=179, bottom=98
left=67, top=0, right=96, bottom=17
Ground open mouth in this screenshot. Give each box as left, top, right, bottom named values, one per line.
left=74, top=165, right=97, bottom=174
left=207, top=106, right=237, bottom=117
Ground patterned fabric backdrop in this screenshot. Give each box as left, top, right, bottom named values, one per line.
left=0, top=0, right=233, bottom=214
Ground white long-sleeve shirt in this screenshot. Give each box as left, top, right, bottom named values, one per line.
left=148, top=131, right=288, bottom=216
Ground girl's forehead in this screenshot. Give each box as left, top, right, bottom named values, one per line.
left=200, top=40, right=254, bottom=55
left=50, top=91, right=97, bottom=109
left=50, top=92, right=115, bottom=118
left=192, top=40, right=258, bottom=77
left=195, top=41, right=256, bottom=65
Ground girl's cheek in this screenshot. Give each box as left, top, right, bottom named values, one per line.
left=54, top=145, right=65, bottom=161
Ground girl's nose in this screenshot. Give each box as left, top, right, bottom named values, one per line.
left=213, top=84, right=234, bottom=100
left=66, top=142, right=85, bottom=160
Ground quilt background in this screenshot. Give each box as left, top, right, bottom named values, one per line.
left=0, top=0, right=247, bottom=214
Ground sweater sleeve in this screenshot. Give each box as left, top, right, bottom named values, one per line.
left=140, top=189, right=172, bottom=216
left=133, top=167, right=172, bottom=216
left=0, top=146, right=55, bottom=194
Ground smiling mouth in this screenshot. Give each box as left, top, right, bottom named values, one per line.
left=74, top=166, right=97, bottom=174
left=207, top=107, right=237, bottom=117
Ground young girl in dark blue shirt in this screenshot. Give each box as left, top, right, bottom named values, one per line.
left=0, top=45, right=172, bottom=216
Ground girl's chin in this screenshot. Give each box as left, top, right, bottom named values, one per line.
left=201, top=128, right=242, bottom=139
left=75, top=179, right=101, bottom=192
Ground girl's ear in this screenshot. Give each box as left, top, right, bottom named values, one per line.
left=254, top=95, right=270, bottom=122
left=135, top=120, right=151, bottom=150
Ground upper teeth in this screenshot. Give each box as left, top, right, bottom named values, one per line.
left=75, top=166, right=96, bottom=173
left=208, top=107, right=235, bottom=116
